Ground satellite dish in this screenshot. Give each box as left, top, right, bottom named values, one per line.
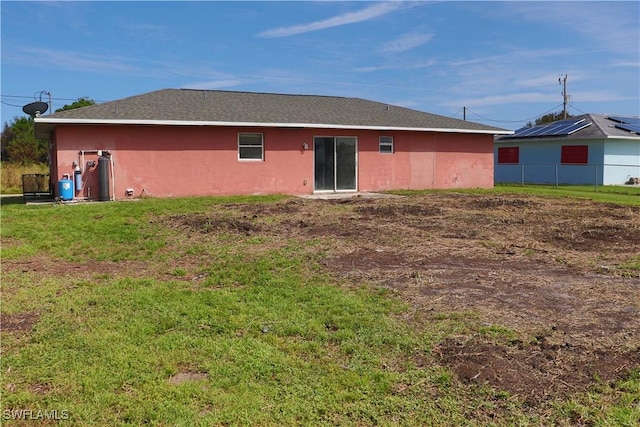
left=22, top=101, right=49, bottom=117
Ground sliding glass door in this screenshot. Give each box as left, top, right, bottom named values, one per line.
left=314, top=137, right=357, bottom=191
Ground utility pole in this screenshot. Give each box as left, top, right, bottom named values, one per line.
left=463, top=106, right=466, bottom=121
left=559, top=74, right=568, bottom=119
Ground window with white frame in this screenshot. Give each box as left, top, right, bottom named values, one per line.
left=379, top=136, right=394, bottom=154
left=238, top=133, right=264, bottom=160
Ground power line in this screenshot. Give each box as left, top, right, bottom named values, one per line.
left=1, top=100, right=25, bottom=108
left=464, top=103, right=565, bottom=125
left=568, top=103, right=588, bottom=115
left=1, top=94, right=108, bottom=103
left=450, top=108, right=464, bottom=119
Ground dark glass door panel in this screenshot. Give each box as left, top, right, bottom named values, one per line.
left=314, top=137, right=335, bottom=191
left=336, top=137, right=356, bottom=190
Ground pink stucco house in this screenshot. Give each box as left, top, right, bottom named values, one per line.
left=34, top=89, right=510, bottom=200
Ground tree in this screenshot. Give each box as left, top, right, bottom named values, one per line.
left=1, top=97, right=96, bottom=164
left=1, top=116, right=48, bottom=164
left=526, top=111, right=573, bottom=127
left=55, top=97, right=96, bottom=112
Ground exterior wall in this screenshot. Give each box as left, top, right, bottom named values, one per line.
left=433, top=134, right=495, bottom=189
left=353, top=131, right=494, bottom=191
left=602, top=139, right=640, bottom=185
left=495, top=139, right=607, bottom=185
left=53, top=124, right=494, bottom=200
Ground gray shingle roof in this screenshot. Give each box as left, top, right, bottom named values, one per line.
left=35, top=89, right=509, bottom=137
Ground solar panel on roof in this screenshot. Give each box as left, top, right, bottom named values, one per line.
left=505, top=118, right=590, bottom=138
left=513, top=125, right=549, bottom=137
left=539, top=122, right=581, bottom=136
left=615, top=123, right=640, bottom=134
left=609, top=116, right=640, bottom=125
left=537, top=124, right=565, bottom=136
left=557, top=121, right=591, bottom=135
left=510, top=126, right=539, bottom=137
left=549, top=118, right=585, bottom=127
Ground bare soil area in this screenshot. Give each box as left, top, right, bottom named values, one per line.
left=198, top=192, right=640, bottom=405
left=4, top=192, right=639, bottom=407
left=0, top=311, right=40, bottom=334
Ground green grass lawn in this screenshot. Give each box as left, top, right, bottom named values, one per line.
left=389, top=184, right=640, bottom=206
left=494, top=183, right=640, bottom=205
left=1, top=191, right=638, bottom=426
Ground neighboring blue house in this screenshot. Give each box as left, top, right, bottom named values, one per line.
left=494, top=114, right=640, bottom=186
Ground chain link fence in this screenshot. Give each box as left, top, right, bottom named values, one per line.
left=495, top=163, right=640, bottom=189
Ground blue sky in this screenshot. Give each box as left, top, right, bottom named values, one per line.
left=1, top=1, right=638, bottom=130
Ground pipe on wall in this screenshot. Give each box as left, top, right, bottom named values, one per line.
left=77, top=149, right=116, bottom=201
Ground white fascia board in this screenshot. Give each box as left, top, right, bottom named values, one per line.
left=35, top=118, right=513, bottom=135
left=605, top=135, right=640, bottom=141
left=497, top=135, right=640, bottom=143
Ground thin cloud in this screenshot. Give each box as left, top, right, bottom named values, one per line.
left=184, top=79, right=245, bottom=90
left=571, top=90, right=636, bottom=103
left=515, top=74, right=578, bottom=89
left=120, top=22, right=167, bottom=32
left=447, top=47, right=571, bottom=69
left=257, top=2, right=404, bottom=38
left=611, top=60, right=640, bottom=68
left=444, top=92, right=559, bottom=108
left=379, top=32, right=433, bottom=53
left=355, top=59, right=436, bottom=73
left=445, top=89, right=635, bottom=109
left=5, top=46, right=219, bottom=82
left=389, top=99, right=420, bottom=109
left=9, top=47, right=139, bottom=74
left=504, top=2, right=640, bottom=54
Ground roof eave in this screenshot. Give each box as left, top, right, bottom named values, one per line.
left=35, top=118, right=513, bottom=136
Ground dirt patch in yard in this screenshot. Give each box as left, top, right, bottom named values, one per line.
left=436, top=337, right=640, bottom=406
left=1, top=256, right=154, bottom=281
left=178, top=193, right=639, bottom=405
left=168, top=371, right=209, bottom=386
left=164, top=213, right=262, bottom=236
left=0, top=311, right=40, bottom=334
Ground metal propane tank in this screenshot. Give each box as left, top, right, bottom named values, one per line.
left=58, top=174, right=73, bottom=201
